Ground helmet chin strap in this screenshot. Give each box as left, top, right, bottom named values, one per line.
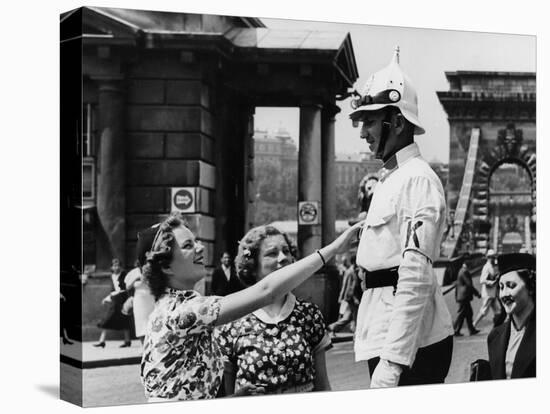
left=375, top=110, right=394, bottom=160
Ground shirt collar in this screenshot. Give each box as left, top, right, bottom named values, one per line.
left=252, top=293, right=296, bottom=324
left=379, top=142, right=420, bottom=181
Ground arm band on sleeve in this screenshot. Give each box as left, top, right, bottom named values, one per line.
left=316, top=250, right=326, bottom=266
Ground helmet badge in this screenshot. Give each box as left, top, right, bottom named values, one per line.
left=388, top=90, right=400, bottom=102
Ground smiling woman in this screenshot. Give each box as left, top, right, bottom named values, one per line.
left=486, top=253, right=536, bottom=379
left=214, top=225, right=332, bottom=396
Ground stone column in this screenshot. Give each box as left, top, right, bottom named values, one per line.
left=96, top=80, right=126, bottom=265
left=493, top=214, right=499, bottom=252
left=320, top=104, right=341, bottom=322
left=298, top=103, right=323, bottom=258
left=524, top=215, right=532, bottom=252
left=321, top=104, right=339, bottom=252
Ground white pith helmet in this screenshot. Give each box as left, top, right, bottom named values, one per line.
left=349, top=46, right=425, bottom=135
left=486, top=249, right=496, bottom=257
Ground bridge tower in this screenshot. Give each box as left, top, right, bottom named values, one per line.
left=437, top=72, right=536, bottom=257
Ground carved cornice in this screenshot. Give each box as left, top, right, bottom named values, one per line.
left=437, top=92, right=535, bottom=121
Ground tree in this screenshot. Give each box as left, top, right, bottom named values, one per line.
left=254, top=158, right=282, bottom=203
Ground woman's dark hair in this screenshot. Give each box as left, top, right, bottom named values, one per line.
left=235, top=225, right=297, bottom=287
left=141, top=213, right=188, bottom=301
left=497, top=253, right=536, bottom=305
left=516, top=269, right=536, bottom=303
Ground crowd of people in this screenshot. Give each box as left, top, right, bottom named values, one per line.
left=74, top=47, right=536, bottom=401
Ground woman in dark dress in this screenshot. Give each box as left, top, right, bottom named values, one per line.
left=94, top=258, right=132, bottom=348
left=487, top=253, right=535, bottom=379
left=214, top=225, right=332, bottom=396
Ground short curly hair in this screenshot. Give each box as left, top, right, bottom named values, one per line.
left=235, top=225, right=297, bottom=287
left=140, top=213, right=188, bottom=301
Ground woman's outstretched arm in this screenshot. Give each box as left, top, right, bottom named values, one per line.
left=216, top=221, right=364, bottom=326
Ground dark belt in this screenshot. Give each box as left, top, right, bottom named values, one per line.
left=363, top=266, right=399, bottom=291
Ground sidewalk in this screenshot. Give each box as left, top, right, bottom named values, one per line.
left=60, top=340, right=143, bottom=369
left=61, top=333, right=355, bottom=369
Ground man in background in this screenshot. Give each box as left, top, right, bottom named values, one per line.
left=453, top=255, right=481, bottom=336
left=211, top=252, right=242, bottom=296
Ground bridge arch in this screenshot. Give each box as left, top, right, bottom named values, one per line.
left=469, top=125, right=536, bottom=253
left=437, top=71, right=536, bottom=257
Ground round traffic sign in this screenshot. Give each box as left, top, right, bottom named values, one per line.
left=173, top=189, right=194, bottom=210
left=299, top=202, right=318, bottom=223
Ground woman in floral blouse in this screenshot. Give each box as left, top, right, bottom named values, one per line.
left=215, top=225, right=332, bottom=395
left=138, top=212, right=362, bottom=402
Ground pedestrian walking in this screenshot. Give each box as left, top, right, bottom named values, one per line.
left=453, top=255, right=481, bottom=336
left=328, top=254, right=360, bottom=336
left=93, top=258, right=132, bottom=348
left=124, top=260, right=155, bottom=343
left=211, top=252, right=243, bottom=296
left=60, top=293, right=74, bottom=345
left=473, top=249, right=503, bottom=329
left=358, top=175, right=379, bottom=214
left=60, top=265, right=80, bottom=345
left=446, top=210, right=455, bottom=239
left=214, top=225, right=331, bottom=396
left=138, top=212, right=362, bottom=401
left=349, top=46, right=454, bottom=388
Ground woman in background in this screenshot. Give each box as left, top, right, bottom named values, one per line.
left=93, top=258, right=132, bottom=348
left=487, top=253, right=536, bottom=379
left=124, top=259, right=155, bottom=344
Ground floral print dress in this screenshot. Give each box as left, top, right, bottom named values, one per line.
left=140, top=289, right=223, bottom=401
left=214, top=294, right=331, bottom=394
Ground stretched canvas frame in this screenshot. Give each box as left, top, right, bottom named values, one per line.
left=60, top=4, right=537, bottom=408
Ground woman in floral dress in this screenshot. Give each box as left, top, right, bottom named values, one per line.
left=215, top=225, right=332, bottom=395
left=138, top=212, right=362, bottom=401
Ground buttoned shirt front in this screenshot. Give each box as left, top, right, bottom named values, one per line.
left=221, top=264, right=231, bottom=281
left=505, top=321, right=526, bottom=379
left=354, top=143, right=454, bottom=367
left=111, top=272, right=123, bottom=292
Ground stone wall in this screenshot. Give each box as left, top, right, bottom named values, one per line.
left=124, top=50, right=217, bottom=268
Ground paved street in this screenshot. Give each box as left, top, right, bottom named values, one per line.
left=66, top=276, right=493, bottom=407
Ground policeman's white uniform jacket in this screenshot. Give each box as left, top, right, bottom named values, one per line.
left=354, top=142, right=454, bottom=368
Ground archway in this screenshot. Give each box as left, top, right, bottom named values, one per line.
left=488, top=161, right=534, bottom=253
left=470, top=124, right=536, bottom=254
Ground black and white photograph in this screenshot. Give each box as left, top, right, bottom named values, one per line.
left=5, top=1, right=549, bottom=414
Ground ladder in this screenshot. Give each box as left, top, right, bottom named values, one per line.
left=441, top=128, right=480, bottom=258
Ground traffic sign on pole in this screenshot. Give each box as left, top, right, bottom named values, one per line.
left=298, top=201, right=320, bottom=225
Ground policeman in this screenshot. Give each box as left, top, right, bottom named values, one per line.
left=349, top=47, right=454, bottom=387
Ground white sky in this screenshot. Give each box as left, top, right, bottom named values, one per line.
left=255, top=21, right=535, bottom=163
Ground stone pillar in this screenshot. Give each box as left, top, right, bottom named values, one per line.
left=320, top=104, right=341, bottom=322
left=96, top=80, right=126, bottom=265
left=298, top=104, right=323, bottom=258
left=321, top=105, right=339, bottom=251
left=524, top=215, right=532, bottom=252
left=493, top=214, right=499, bottom=251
